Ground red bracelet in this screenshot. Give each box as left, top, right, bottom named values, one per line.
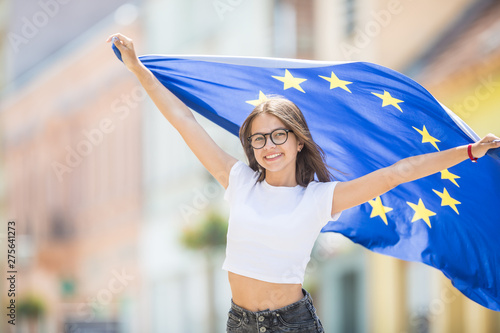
left=468, top=144, right=478, bottom=163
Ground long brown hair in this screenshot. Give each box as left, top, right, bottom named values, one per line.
left=239, top=97, right=333, bottom=186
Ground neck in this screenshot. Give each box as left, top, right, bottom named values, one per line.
left=265, top=170, right=297, bottom=187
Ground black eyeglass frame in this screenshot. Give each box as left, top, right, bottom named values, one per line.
left=247, top=128, right=294, bottom=149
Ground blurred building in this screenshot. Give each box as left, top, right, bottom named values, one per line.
left=414, top=0, right=500, bottom=138
left=0, top=1, right=145, bottom=332
left=0, top=0, right=7, bottom=215
left=1, top=1, right=499, bottom=333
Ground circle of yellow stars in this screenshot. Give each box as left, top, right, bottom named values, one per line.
left=245, top=68, right=463, bottom=228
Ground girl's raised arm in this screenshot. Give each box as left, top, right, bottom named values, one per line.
left=107, top=33, right=237, bottom=188
left=332, top=134, right=500, bottom=215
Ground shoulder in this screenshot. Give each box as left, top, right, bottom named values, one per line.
left=229, top=160, right=259, bottom=181
left=224, top=161, right=259, bottom=200
left=305, top=181, right=341, bottom=208
left=306, top=181, right=342, bottom=221
left=305, top=180, right=340, bottom=193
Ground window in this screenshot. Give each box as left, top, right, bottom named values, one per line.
left=345, top=0, right=356, bottom=37
left=340, top=270, right=360, bottom=332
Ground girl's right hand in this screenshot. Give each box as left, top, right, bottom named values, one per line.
left=106, top=33, right=142, bottom=72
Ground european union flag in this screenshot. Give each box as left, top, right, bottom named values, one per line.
left=113, top=45, right=500, bottom=310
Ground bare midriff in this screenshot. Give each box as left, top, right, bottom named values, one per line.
left=228, top=271, right=304, bottom=312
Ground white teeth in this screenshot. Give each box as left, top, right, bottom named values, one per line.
left=265, top=153, right=281, bottom=159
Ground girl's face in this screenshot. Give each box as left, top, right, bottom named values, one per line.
left=250, top=113, right=303, bottom=183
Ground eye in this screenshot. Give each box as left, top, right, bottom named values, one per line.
left=273, top=131, right=286, bottom=138
left=253, top=136, right=264, bottom=142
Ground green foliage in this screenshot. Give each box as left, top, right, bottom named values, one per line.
left=17, top=294, right=46, bottom=319
left=181, top=211, right=228, bottom=251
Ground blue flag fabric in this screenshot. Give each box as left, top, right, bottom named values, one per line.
left=113, top=45, right=500, bottom=310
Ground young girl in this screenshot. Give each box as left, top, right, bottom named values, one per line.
left=107, top=33, right=500, bottom=333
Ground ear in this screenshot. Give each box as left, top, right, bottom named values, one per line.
left=297, top=142, right=304, bottom=152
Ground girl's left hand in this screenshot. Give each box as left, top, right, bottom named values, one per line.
left=471, top=134, right=500, bottom=159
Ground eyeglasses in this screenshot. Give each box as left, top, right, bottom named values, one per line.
left=247, top=128, right=293, bottom=149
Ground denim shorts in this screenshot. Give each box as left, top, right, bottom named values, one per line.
left=226, top=288, right=324, bottom=333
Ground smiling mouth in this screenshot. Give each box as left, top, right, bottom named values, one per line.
left=264, top=153, right=283, bottom=160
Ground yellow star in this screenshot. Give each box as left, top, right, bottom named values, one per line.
left=319, top=72, right=352, bottom=93
left=246, top=91, right=269, bottom=106
left=371, top=90, right=404, bottom=112
left=272, top=69, right=307, bottom=93
left=407, top=198, right=436, bottom=228
left=440, top=169, right=460, bottom=187
left=433, top=188, right=461, bottom=214
left=413, top=125, right=441, bottom=151
left=367, top=196, right=393, bottom=225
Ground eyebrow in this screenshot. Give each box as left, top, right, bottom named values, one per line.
left=250, top=127, right=287, bottom=136
left=249, top=127, right=286, bottom=137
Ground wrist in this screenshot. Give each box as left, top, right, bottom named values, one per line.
left=468, top=143, right=478, bottom=162
left=129, top=61, right=147, bottom=76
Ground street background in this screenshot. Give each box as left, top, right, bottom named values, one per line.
left=1, top=0, right=500, bottom=332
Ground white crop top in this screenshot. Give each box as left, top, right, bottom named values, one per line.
left=222, top=161, right=342, bottom=284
